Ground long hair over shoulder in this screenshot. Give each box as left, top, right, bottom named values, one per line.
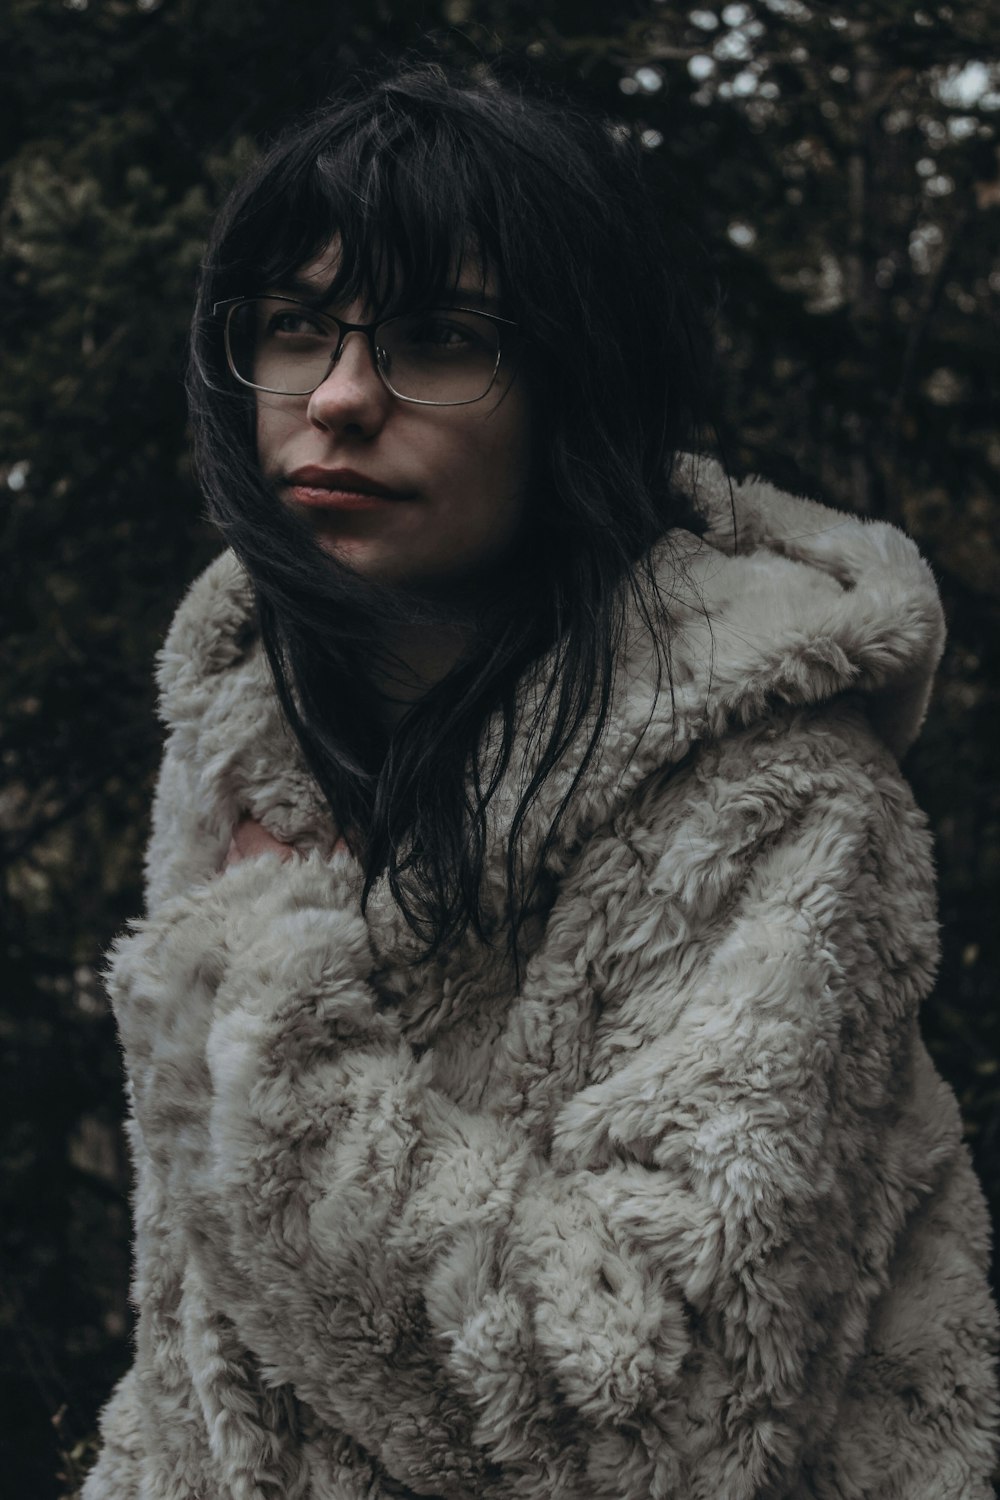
left=187, top=58, right=717, bottom=957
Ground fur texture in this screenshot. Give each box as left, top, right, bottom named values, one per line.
left=83, top=458, right=999, bottom=1499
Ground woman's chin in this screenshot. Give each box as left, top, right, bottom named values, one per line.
left=311, top=531, right=428, bottom=589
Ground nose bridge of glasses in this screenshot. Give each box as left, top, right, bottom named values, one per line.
left=323, top=323, right=382, bottom=386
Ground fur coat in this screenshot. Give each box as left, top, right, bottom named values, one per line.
left=83, top=457, right=999, bottom=1499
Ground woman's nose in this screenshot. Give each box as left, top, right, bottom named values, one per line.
left=306, top=330, right=391, bottom=436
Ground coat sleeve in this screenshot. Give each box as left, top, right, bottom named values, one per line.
left=105, top=707, right=1000, bottom=1500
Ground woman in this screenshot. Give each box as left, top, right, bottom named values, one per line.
left=83, top=63, right=998, bottom=1500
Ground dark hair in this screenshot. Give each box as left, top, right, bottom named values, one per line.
left=187, top=59, right=715, bottom=957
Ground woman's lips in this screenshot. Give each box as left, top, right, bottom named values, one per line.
left=283, top=468, right=412, bottom=511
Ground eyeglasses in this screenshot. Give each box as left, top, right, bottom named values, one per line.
left=214, top=295, right=519, bottom=407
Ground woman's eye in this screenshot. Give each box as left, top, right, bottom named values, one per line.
left=408, top=317, right=476, bottom=348
left=268, top=312, right=324, bottom=337
left=416, top=319, right=467, bottom=345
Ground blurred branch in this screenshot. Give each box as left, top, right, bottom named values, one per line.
left=0, top=751, right=147, bottom=866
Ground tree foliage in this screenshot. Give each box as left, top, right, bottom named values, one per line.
left=1, top=2, right=997, bottom=1493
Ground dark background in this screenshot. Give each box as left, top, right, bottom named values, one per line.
left=2, top=1, right=998, bottom=1494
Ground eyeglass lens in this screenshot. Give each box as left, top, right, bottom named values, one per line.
left=226, top=298, right=502, bottom=403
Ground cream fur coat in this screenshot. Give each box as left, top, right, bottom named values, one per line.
left=83, top=458, right=999, bottom=1499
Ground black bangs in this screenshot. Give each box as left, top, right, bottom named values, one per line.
left=213, top=82, right=522, bottom=325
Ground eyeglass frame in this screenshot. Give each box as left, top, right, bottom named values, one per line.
left=212, top=294, right=520, bottom=407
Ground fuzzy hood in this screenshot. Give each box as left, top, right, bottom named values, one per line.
left=673, top=454, right=944, bottom=762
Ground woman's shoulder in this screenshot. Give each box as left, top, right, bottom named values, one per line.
left=154, top=550, right=258, bottom=729
left=629, top=694, right=933, bottom=888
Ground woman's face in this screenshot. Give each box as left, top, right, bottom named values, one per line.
left=254, top=250, right=534, bottom=598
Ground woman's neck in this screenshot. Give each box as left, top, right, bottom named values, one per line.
left=369, top=620, right=473, bottom=731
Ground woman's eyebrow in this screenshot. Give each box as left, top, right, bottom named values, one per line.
left=263, top=276, right=326, bottom=301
